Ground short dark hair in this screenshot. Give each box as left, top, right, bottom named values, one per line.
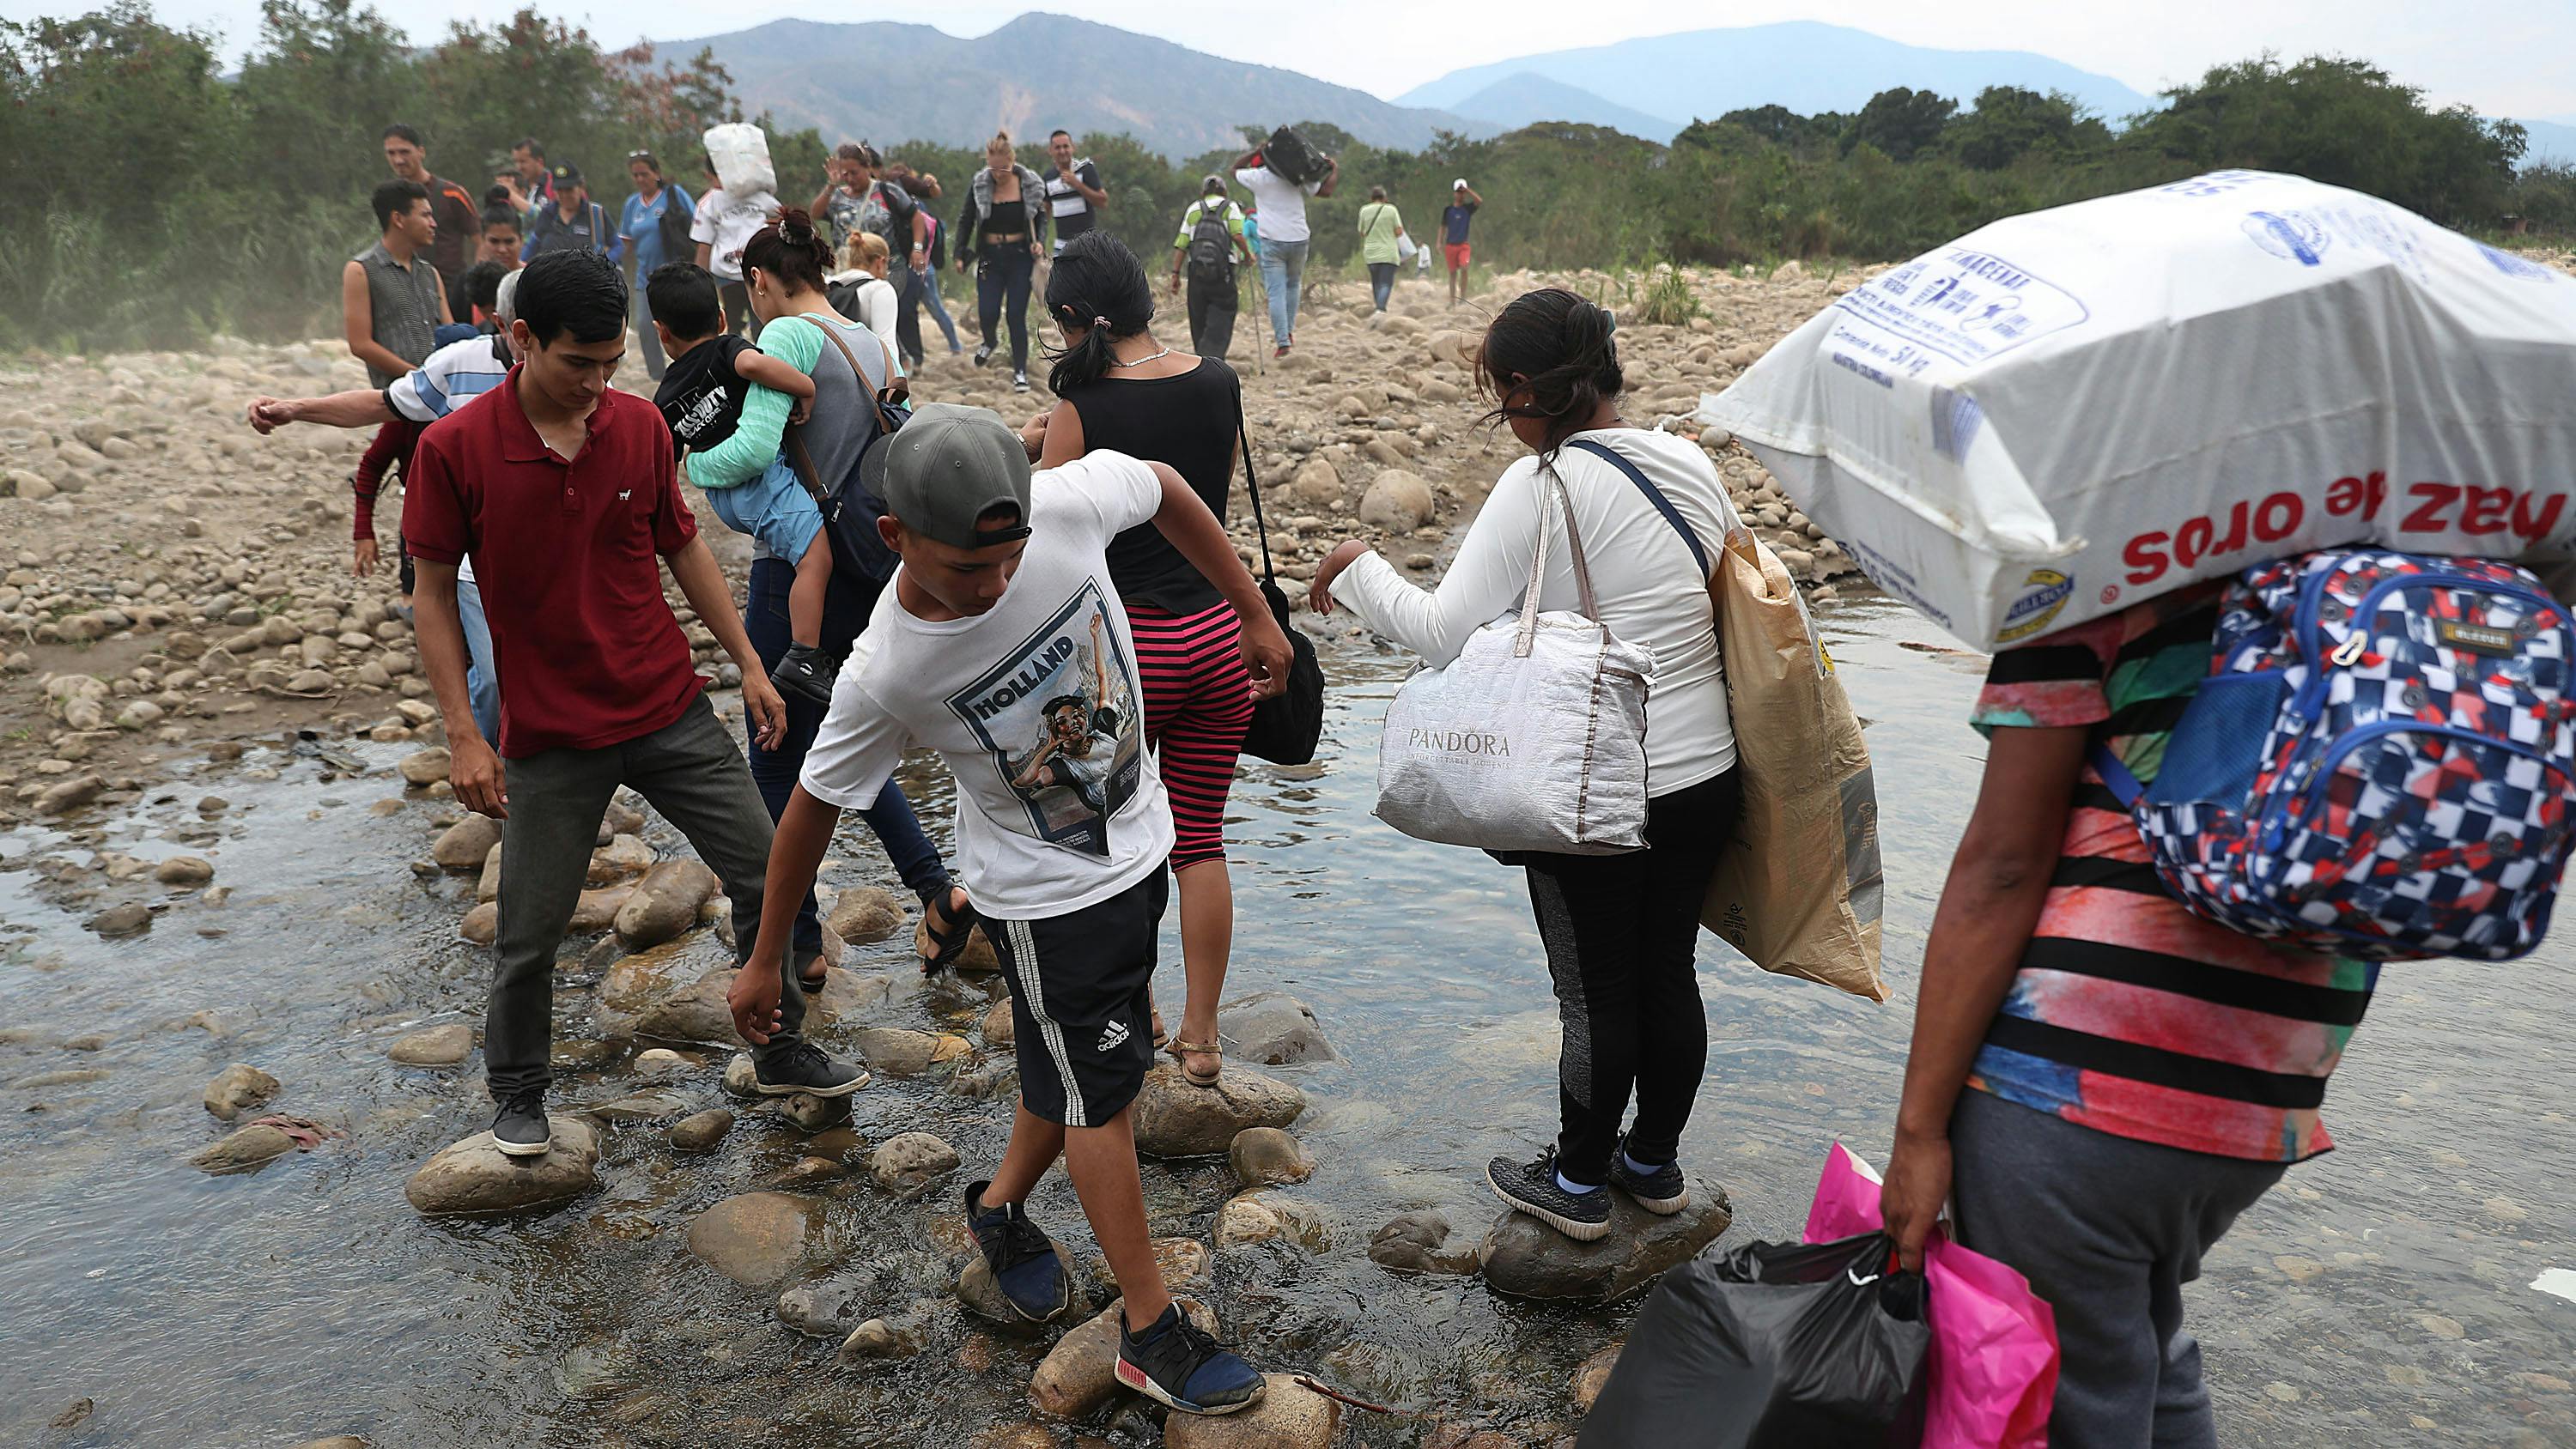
left=483, top=184, right=514, bottom=208
left=646, top=263, right=723, bottom=340
left=513, top=249, right=628, bottom=346
left=835, top=142, right=866, bottom=162
left=1049, top=129, right=1071, bottom=142
left=381, top=123, right=423, bottom=148
left=459, top=260, right=510, bottom=316
left=513, top=136, right=544, bottom=158
left=372, top=179, right=429, bottom=230
left=479, top=206, right=520, bottom=233
left=1476, top=287, right=1624, bottom=462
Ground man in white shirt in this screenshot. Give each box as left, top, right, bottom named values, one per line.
left=730, top=404, right=1288, bottom=1416
left=1042, top=130, right=1108, bottom=257
left=691, top=161, right=779, bottom=339
left=1230, top=143, right=1338, bottom=358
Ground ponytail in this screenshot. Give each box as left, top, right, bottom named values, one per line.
left=1474, top=287, right=1624, bottom=462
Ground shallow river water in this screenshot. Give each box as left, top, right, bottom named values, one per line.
left=2, top=595, right=2571, bottom=1447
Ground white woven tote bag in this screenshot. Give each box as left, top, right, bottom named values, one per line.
left=1374, top=468, right=1656, bottom=854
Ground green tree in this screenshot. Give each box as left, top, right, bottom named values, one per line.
left=1945, top=87, right=2082, bottom=170
left=1844, top=88, right=1956, bottom=162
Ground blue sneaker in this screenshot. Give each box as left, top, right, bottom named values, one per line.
left=964, top=1179, right=1070, bottom=1322
left=1115, top=1303, right=1264, bottom=1415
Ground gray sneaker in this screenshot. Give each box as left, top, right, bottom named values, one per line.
left=1607, top=1133, right=1689, bottom=1215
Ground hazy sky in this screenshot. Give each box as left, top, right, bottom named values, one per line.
left=21, top=0, right=2576, bottom=118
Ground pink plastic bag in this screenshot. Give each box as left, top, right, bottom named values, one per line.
left=1804, top=1143, right=2059, bottom=1449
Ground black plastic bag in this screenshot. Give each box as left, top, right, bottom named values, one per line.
left=1579, top=1233, right=1929, bottom=1449
left=1260, top=125, right=1326, bottom=186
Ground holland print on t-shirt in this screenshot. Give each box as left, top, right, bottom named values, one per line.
left=945, top=582, right=1143, bottom=858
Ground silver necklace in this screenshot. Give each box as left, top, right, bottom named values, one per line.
left=1109, top=345, right=1173, bottom=368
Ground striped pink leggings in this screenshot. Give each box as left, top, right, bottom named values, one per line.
left=1128, top=602, right=1254, bottom=871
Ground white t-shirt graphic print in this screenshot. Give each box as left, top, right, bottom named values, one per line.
left=799, top=452, right=1175, bottom=917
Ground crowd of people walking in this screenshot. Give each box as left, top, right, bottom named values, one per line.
left=221, top=115, right=2484, bottom=1447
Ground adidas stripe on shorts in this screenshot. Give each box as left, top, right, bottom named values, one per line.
left=987, top=871, right=1168, bottom=1128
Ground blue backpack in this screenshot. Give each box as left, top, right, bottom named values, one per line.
left=2097, top=549, right=2576, bottom=960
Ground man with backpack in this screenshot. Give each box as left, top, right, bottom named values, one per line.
left=1168, top=177, right=1252, bottom=361
left=520, top=164, right=621, bottom=264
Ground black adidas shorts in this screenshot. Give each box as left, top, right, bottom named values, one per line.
left=987, top=871, right=1169, bottom=1129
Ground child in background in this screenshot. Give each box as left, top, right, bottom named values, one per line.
left=646, top=261, right=840, bottom=704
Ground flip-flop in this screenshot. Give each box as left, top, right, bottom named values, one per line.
left=915, top=886, right=979, bottom=974
left=1166, top=1037, right=1223, bottom=1088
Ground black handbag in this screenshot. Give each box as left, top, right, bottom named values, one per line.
left=1233, top=404, right=1325, bottom=766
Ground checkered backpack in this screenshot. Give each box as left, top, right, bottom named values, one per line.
left=2094, top=549, right=2576, bottom=961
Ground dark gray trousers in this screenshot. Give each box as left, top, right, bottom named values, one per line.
left=1949, top=1089, right=2287, bottom=1449
left=484, top=694, right=808, bottom=1098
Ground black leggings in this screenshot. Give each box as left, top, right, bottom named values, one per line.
left=1522, top=768, right=1741, bottom=1184
left=975, top=246, right=1034, bottom=370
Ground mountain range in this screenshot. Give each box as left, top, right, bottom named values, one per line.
left=657, top=11, right=2574, bottom=168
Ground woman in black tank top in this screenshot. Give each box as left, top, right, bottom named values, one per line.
left=1024, top=232, right=1251, bottom=1089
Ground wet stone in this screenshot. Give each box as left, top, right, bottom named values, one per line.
left=1572, top=1341, right=1622, bottom=1412
left=853, top=1026, right=970, bottom=1077
left=154, top=855, right=214, bottom=886
left=201, top=1062, right=280, bottom=1120
left=687, top=1191, right=823, bottom=1288
left=615, top=858, right=720, bottom=949
left=387, top=1022, right=473, bottom=1067
left=827, top=885, right=907, bottom=944
left=90, top=902, right=151, bottom=937
left=1163, top=1374, right=1342, bottom=1449
left=404, top=1116, right=602, bottom=1216
left=870, top=1131, right=963, bottom=1199
left=398, top=749, right=450, bottom=786
left=431, top=814, right=501, bottom=870
left=1031, top=1297, right=1216, bottom=1420
left=671, top=1108, right=734, bottom=1153
left=1369, top=1210, right=1482, bottom=1276
left=1478, top=1178, right=1732, bottom=1303
left=192, top=1123, right=297, bottom=1174
left=777, top=1272, right=877, bottom=1337
left=1133, top=1064, right=1305, bottom=1159
left=1215, top=992, right=1336, bottom=1066
left=1228, top=1126, right=1315, bottom=1187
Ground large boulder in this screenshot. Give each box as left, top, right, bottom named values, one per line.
left=1215, top=992, right=1336, bottom=1066
left=687, top=1191, right=823, bottom=1287
left=404, top=1116, right=602, bottom=1216
left=1029, top=1298, right=1216, bottom=1421
left=431, top=814, right=501, bottom=870
left=1478, top=1178, right=1732, bottom=1302
left=201, top=1063, right=280, bottom=1120
left=1358, top=470, right=1436, bottom=532
left=614, top=859, right=721, bottom=949
left=635, top=967, right=741, bottom=1046
left=1132, top=1064, right=1304, bottom=1160
left=1163, top=1374, right=1343, bottom=1449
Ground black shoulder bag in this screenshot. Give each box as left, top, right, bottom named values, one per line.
left=1233, top=397, right=1326, bottom=765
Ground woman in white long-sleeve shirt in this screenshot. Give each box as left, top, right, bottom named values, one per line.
left=1311, top=288, right=1744, bottom=1242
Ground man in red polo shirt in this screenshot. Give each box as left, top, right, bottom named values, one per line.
left=404, top=249, right=868, bottom=1159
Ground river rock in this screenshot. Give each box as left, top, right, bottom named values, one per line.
left=1029, top=1297, right=1218, bottom=1420
left=191, top=1123, right=297, bottom=1174
left=459, top=901, right=497, bottom=944
left=981, top=997, right=1015, bottom=1050
left=588, top=833, right=653, bottom=883
left=635, top=967, right=741, bottom=1046
left=687, top=1191, right=823, bottom=1287
left=671, top=1108, right=734, bottom=1153
left=1227, top=1126, right=1315, bottom=1188
left=827, top=886, right=907, bottom=944
left=1133, top=1064, right=1304, bottom=1159
left=288, top=1439, right=369, bottom=1449
left=404, top=1116, right=602, bottom=1216
left=776, top=1272, right=875, bottom=1337
left=398, top=749, right=450, bottom=786
left=1358, top=469, right=1436, bottom=531
left=1478, top=1178, right=1732, bottom=1302
left=840, top=1317, right=923, bottom=1360
left=36, top=773, right=106, bottom=815
left=1572, top=1341, right=1622, bottom=1412
left=615, top=858, right=721, bottom=949
left=568, top=887, right=632, bottom=934
left=432, top=814, right=501, bottom=870
left=91, top=902, right=151, bottom=937
left=1215, top=1191, right=1329, bottom=1252
left=959, top=1231, right=1084, bottom=1327
left=1163, top=1374, right=1341, bottom=1449
left=389, top=1022, right=474, bottom=1065
left=201, top=1063, right=281, bottom=1120
left=1289, top=457, right=1343, bottom=507
left=475, top=846, right=503, bottom=901
left=1215, top=992, right=1336, bottom=1066
left=154, top=855, right=215, bottom=886
left=871, top=1131, right=962, bottom=1198
left=1368, top=1210, right=1481, bottom=1276
left=853, top=1026, right=970, bottom=1077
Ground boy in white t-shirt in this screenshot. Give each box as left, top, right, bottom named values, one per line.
left=730, top=403, right=1291, bottom=1416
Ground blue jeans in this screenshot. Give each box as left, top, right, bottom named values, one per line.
left=1369, top=262, right=1396, bottom=312
left=1260, top=238, right=1309, bottom=344
left=706, top=458, right=825, bottom=562
left=744, top=556, right=948, bottom=971
left=457, top=574, right=501, bottom=746
left=913, top=265, right=961, bottom=352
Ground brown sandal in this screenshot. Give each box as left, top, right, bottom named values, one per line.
left=1167, top=1038, right=1223, bottom=1088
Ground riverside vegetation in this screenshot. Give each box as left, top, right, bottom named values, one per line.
left=3, top=0, right=2567, bottom=353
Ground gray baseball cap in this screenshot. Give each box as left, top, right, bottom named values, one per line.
left=877, top=403, right=1033, bottom=551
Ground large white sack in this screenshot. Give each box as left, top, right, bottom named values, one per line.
left=1701, top=170, right=2576, bottom=650
left=704, top=123, right=776, bottom=199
